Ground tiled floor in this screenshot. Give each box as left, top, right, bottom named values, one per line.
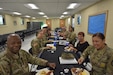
left=21, top=34, right=35, bottom=52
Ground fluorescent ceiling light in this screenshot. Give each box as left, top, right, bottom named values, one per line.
left=0, top=8, right=3, bottom=10
left=60, top=15, right=64, bottom=19
left=43, top=15, right=47, bottom=17
left=13, top=12, right=21, bottom=15
left=25, top=3, right=39, bottom=9
left=61, top=15, right=64, bottom=17
left=25, top=15, right=31, bottom=18
left=67, top=3, right=79, bottom=9
left=46, top=17, right=49, bottom=19
left=38, top=12, right=45, bottom=15
left=32, top=17, right=36, bottom=19
left=63, top=12, right=68, bottom=15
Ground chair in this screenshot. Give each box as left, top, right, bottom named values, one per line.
left=29, top=48, right=33, bottom=55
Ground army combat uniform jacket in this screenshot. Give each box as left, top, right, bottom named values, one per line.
left=81, top=45, right=113, bottom=75
left=42, top=34, right=50, bottom=46
left=67, top=31, right=76, bottom=45
left=31, top=38, right=49, bottom=56
left=0, top=49, right=48, bottom=75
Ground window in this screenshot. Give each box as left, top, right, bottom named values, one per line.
left=0, top=15, right=5, bottom=25
left=20, top=18, right=24, bottom=25
left=88, top=11, right=108, bottom=35
left=72, top=17, right=75, bottom=27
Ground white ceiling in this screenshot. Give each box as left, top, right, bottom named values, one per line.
left=0, top=0, right=101, bottom=18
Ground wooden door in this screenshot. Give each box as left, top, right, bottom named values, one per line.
left=46, top=19, right=51, bottom=29
left=60, top=19, right=65, bottom=27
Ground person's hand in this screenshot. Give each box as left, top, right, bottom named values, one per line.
left=47, top=62, right=56, bottom=69
left=78, top=57, right=84, bottom=64
left=68, top=44, right=73, bottom=47
left=69, top=47, right=77, bottom=51
left=48, top=40, right=53, bottom=42
left=46, top=46, right=52, bottom=49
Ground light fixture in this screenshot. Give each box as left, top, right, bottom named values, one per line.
left=24, top=3, right=39, bottom=9
left=13, top=12, right=22, bottom=15
left=43, top=15, right=47, bottom=17
left=60, top=15, right=64, bottom=19
left=38, top=12, right=45, bottom=15
left=67, top=3, right=79, bottom=9
left=0, top=8, right=3, bottom=10
left=32, top=17, right=36, bottom=19
left=46, top=17, right=49, bottom=19
left=61, top=15, right=64, bottom=17
left=25, top=15, right=31, bottom=18
left=63, top=12, right=68, bottom=15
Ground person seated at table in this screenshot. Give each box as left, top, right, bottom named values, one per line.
left=69, top=32, right=89, bottom=54
left=78, top=33, right=113, bottom=75
left=67, top=25, right=77, bottom=45
left=41, top=25, right=52, bottom=46
left=47, top=27, right=52, bottom=37
left=31, top=30, right=52, bottom=56
left=0, top=34, right=56, bottom=75
left=60, top=26, right=69, bottom=39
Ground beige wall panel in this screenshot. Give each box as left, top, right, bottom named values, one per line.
left=74, top=0, right=113, bottom=48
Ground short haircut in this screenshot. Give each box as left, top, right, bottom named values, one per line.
left=92, top=32, right=105, bottom=40
left=36, top=30, right=41, bottom=36
left=78, top=32, right=85, bottom=37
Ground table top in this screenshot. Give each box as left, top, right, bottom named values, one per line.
left=37, top=45, right=85, bottom=75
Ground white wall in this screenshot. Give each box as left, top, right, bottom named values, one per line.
left=0, top=14, right=29, bottom=34
left=74, top=0, right=113, bottom=48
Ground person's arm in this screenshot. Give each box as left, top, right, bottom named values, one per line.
left=0, top=60, right=11, bottom=75
left=106, top=49, right=113, bottom=75
left=81, top=46, right=92, bottom=59
left=31, top=39, right=41, bottom=56
left=22, top=50, right=48, bottom=66
left=21, top=50, right=56, bottom=68
left=78, top=46, right=92, bottom=64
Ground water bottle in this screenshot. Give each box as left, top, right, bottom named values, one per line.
left=53, top=41, right=56, bottom=46
left=55, top=36, right=57, bottom=40
left=83, top=62, right=92, bottom=71
left=66, top=42, right=69, bottom=46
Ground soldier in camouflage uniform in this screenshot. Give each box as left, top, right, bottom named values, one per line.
left=0, top=34, right=56, bottom=75
left=31, top=30, right=52, bottom=56
left=60, top=26, right=69, bottom=39
left=67, top=25, right=76, bottom=45
left=78, top=33, right=113, bottom=75
left=41, top=26, right=52, bottom=46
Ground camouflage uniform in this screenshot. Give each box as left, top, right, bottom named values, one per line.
left=61, top=31, right=69, bottom=39
left=64, top=31, right=69, bottom=38
left=0, top=49, right=48, bottom=75
left=42, top=34, right=49, bottom=46
left=81, top=45, right=113, bottom=75
left=67, top=31, right=76, bottom=45
left=31, top=38, right=47, bottom=56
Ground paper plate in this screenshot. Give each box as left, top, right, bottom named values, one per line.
left=71, top=68, right=90, bottom=75
left=35, top=68, right=53, bottom=75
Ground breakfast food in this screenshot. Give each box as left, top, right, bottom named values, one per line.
left=40, top=70, right=46, bottom=75
left=64, top=47, right=71, bottom=51
left=35, top=68, right=53, bottom=75
left=71, top=68, right=89, bottom=75
left=61, top=52, right=74, bottom=59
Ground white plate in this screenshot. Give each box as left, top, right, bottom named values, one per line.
left=71, top=68, right=90, bottom=75
left=46, top=44, right=56, bottom=50
left=59, top=57, right=78, bottom=64
left=35, top=68, right=53, bottom=75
